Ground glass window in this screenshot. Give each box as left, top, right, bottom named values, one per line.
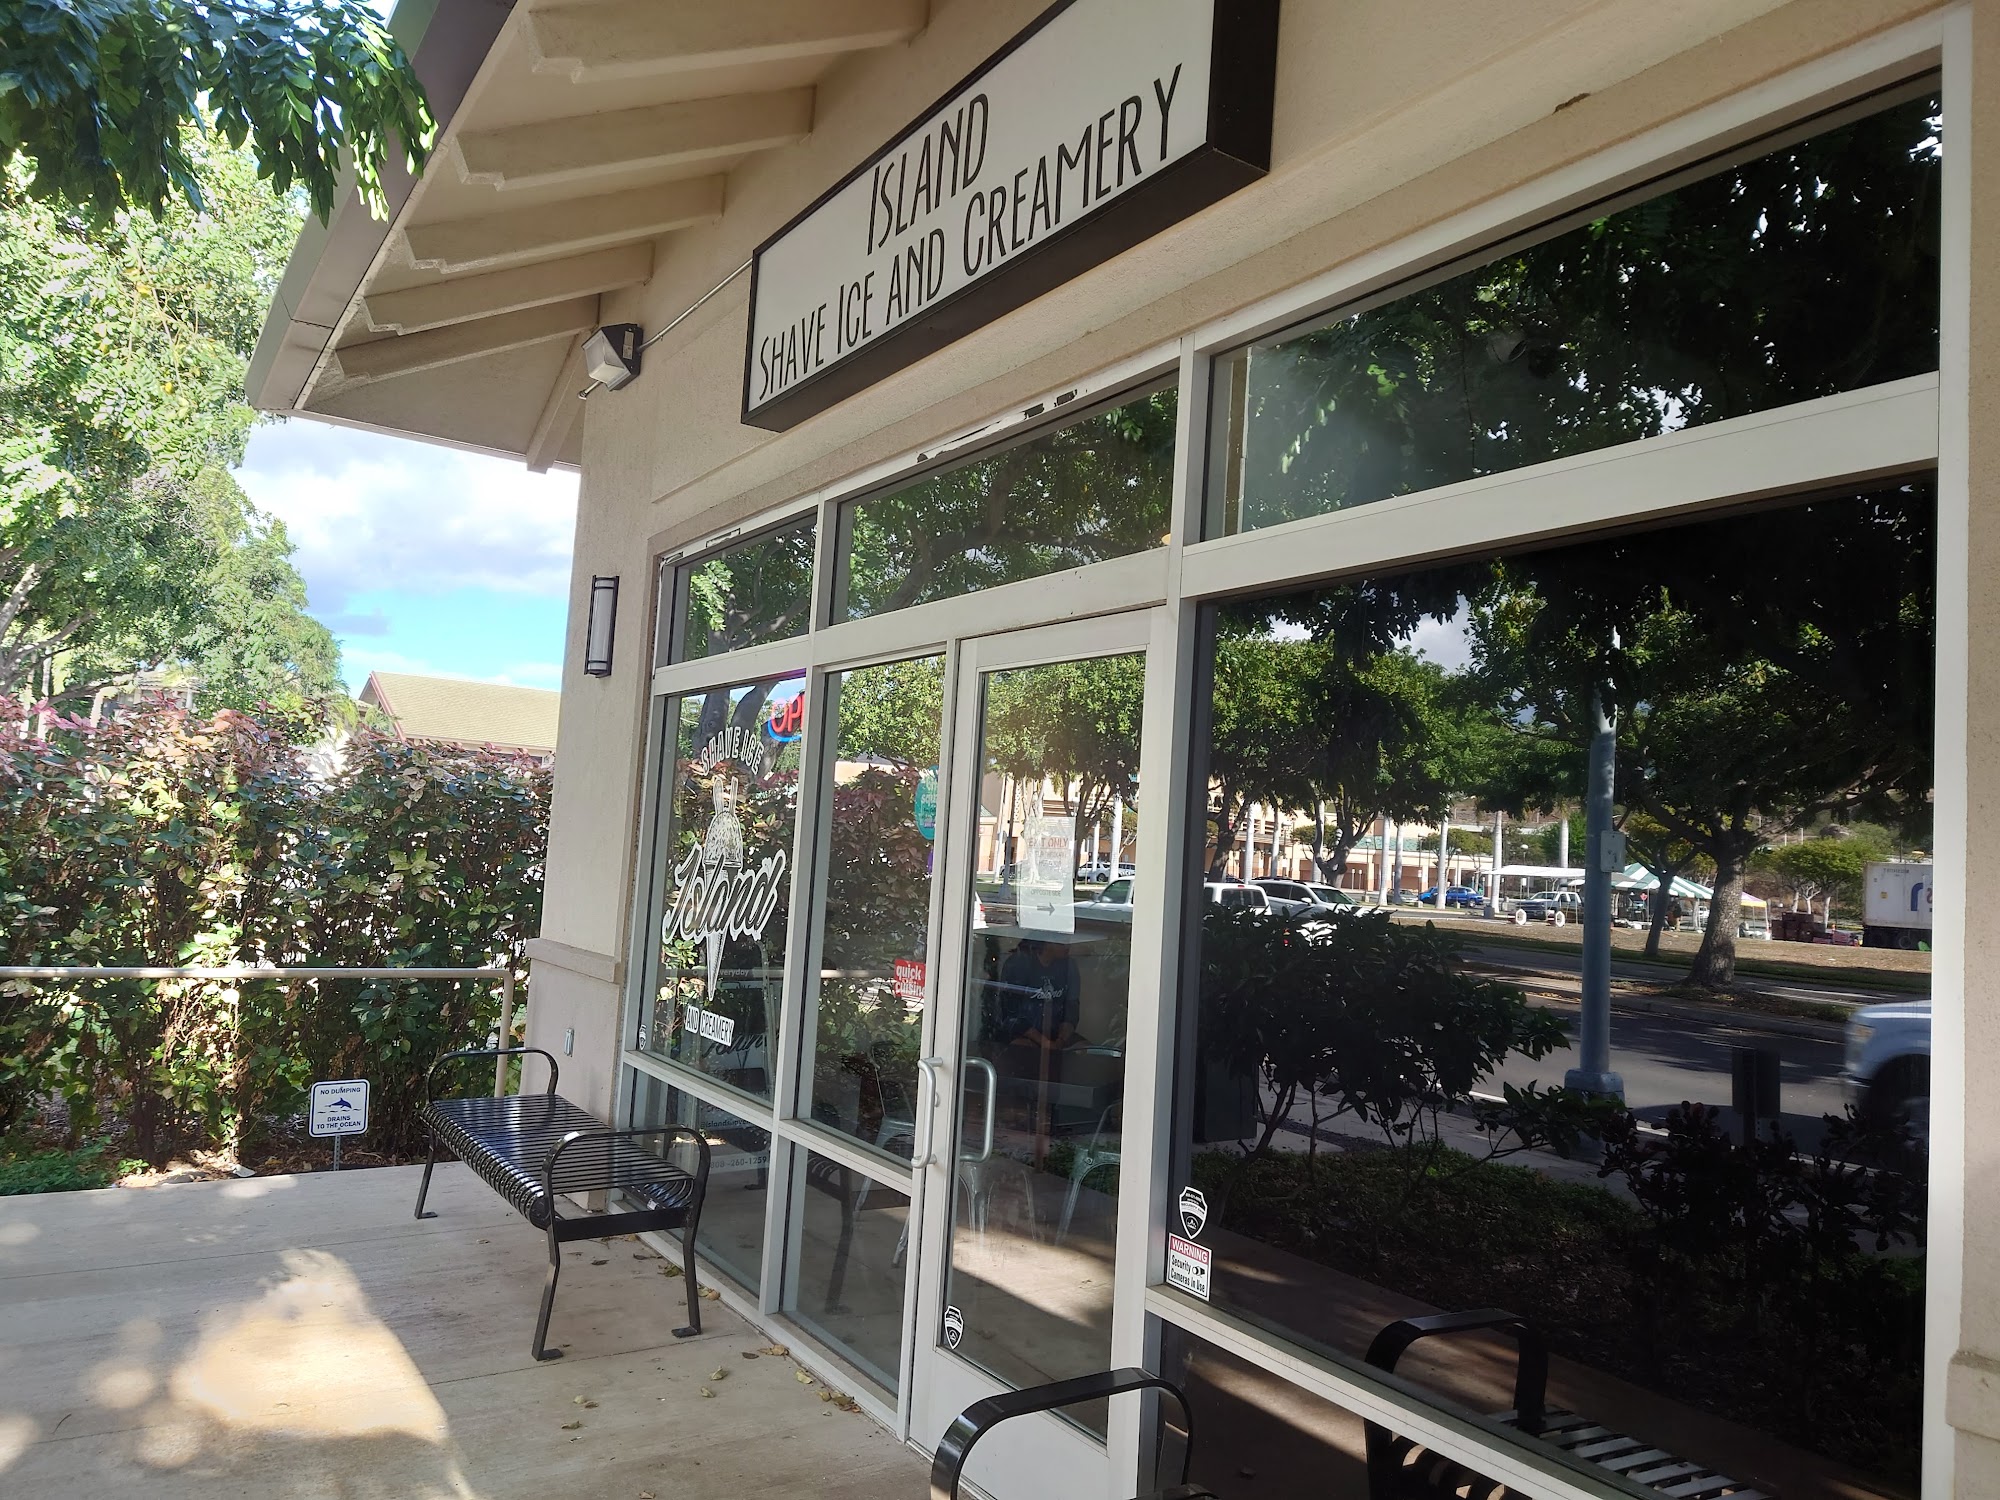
left=629, top=1074, right=769, bottom=1294
left=802, top=655, right=946, bottom=1162
left=835, top=387, right=1178, bottom=621
left=637, top=672, right=805, bottom=1103
left=1175, top=481, right=1934, bottom=1497
left=784, top=1148, right=911, bottom=1398
left=671, top=514, right=816, bottom=663
left=1207, top=90, right=1941, bottom=537
left=942, top=652, right=1145, bottom=1434
left=1153, top=1326, right=1376, bottom=1497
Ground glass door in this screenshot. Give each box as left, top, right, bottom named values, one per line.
left=914, top=615, right=1152, bottom=1496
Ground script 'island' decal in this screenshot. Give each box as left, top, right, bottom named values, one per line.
left=665, top=718, right=790, bottom=1007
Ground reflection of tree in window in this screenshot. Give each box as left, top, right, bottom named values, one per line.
left=840, top=390, right=1177, bottom=619
left=1187, top=482, right=1935, bottom=1492
left=982, top=655, right=1144, bottom=845
left=811, top=656, right=946, bottom=1157
left=1214, top=92, right=1941, bottom=534
left=680, top=518, right=816, bottom=660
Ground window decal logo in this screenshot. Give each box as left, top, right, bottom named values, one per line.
left=668, top=723, right=790, bottom=1000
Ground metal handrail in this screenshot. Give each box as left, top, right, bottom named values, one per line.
left=0, top=964, right=521, bottom=1097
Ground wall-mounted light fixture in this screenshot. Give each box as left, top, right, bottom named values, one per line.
left=584, top=575, right=620, bottom=677
left=582, top=323, right=643, bottom=391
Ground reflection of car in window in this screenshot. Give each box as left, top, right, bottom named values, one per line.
left=1079, top=878, right=1134, bottom=925
left=1845, top=1000, right=1930, bottom=1152
left=1512, top=889, right=1582, bottom=925
left=1418, top=885, right=1484, bottom=908
left=1254, top=878, right=1318, bottom=913
left=1205, top=882, right=1269, bottom=910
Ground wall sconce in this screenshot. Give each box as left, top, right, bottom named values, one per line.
left=584, top=575, right=620, bottom=677
left=582, top=323, right=643, bottom=391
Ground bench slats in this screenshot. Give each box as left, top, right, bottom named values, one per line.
left=423, top=1094, right=698, bottom=1230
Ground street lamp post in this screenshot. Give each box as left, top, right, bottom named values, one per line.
left=1566, top=686, right=1626, bottom=1099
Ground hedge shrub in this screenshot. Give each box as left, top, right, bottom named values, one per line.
left=0, top=700, right=548, bottom=1160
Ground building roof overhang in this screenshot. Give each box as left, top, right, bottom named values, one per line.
left=248, top=0, right=929, bottom=471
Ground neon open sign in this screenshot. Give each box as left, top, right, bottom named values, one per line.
left=766, top=694, right=806, bottom=743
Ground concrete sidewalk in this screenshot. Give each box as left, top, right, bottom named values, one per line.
left=0, top=1163, right=924, bottom=1499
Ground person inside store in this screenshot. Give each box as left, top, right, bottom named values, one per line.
left=988, top=937, right=1082, bottom=1052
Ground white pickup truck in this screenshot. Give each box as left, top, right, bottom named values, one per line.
left=1844, top=999, right=1931, bottom=1147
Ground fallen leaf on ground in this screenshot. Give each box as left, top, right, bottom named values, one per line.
left=699, top=1287, right=720, bottom=1300
left=591, top=1258, right=608, bottom=1266
left=660, top=1264, right=682, bottom=1277
left=708, top=1368, right=727, bottom=1381
left=763, top=1344, right=789, bottom=1357
left=699, top=1386, right=715, bottom=1398
left=796, top=1371, right=815, bottom=1386
left=561, top=1421, right=582, bottom=1431
left=740, top=1350, right=759, bottom=1359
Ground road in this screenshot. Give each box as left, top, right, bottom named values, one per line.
left=1481, top=1000, right=1850, bottom=1148
left=1455, top=936, right=1917, bottom=1010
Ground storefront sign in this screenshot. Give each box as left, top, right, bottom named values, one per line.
left=894, top=958, right=928, bottom=1002
left=742, top=0, right=1278, bottom=430
left=915, top=769, right=939, bottom=841
left=1166, top=1233, right=1212, bottom=1301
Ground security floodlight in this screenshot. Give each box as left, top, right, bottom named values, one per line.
left=584, top=575, right=620, bottom=677
left=583, top=324, right=643, bottom=390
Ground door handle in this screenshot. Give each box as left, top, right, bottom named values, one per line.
left=913, top=1056, right=946, bottom=1168
left=963, top=1057, right=998, bottom=1163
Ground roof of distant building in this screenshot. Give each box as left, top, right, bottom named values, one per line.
left=359, top=672, right=559, bottom=758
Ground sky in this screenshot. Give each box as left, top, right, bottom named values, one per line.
left=236, top=419, right=580, bottom=695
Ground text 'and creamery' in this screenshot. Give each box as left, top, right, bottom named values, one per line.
left=752, top=69, right=1186, bottom=406
left=745, top=0, right=1237, bottom=424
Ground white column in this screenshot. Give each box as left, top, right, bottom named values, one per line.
left=1558, top=814, right=1570, bottom=869
left=1110, top=797, right=1125, bottom=875
left=1272, top=805, right=1284, bottom=878
left=1241, top=802, right=1256, bottom=879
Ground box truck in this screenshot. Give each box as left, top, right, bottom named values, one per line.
left=1864, top=861, right=1932, bottom=950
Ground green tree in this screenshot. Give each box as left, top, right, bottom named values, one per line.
left=985, top=654, right=1144, bottom=847
left=1, top=0, right=432, bottom=221
left=841, top=390, right=1177, bottom=619
left=1760, top=831, right=1889, bottom=923
left=1, top=138, right=338, bottom=715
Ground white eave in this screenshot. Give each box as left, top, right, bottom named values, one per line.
left=248, top=0, right=930, bottom=471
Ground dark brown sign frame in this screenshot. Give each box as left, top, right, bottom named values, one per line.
left=740, top=0, right=1280, bottom=432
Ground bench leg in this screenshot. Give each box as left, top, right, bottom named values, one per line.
left=675, top=1218, right=701, bottom=1338
left=533, top=1223, right=565, bottom=1361
left=414, top=1131, right=439, bottom=1220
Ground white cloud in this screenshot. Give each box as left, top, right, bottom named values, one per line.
left=237, top=418, right=579, bottom=614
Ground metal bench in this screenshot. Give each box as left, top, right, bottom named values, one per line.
left=932, top=1368, right=1212, bottom=1500
left=1364, top=1310, right=1774, bottom=1500
left=413, top=1046, right=710, bottom=1361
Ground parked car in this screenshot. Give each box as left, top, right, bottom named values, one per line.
left=1204, top=881, right=1270, bottom=911
left=1416, top=885, right=1484, bottom=909
left=1077, top=860, right=1137, bottom=883
left=1256, top=878, right=1358, bottom=913
left=1079, top=877, right=1135, bottom=924
left=1512, top=889, right=1582, bottom=926
left=1845, top=999, right=1931, bottom=1151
